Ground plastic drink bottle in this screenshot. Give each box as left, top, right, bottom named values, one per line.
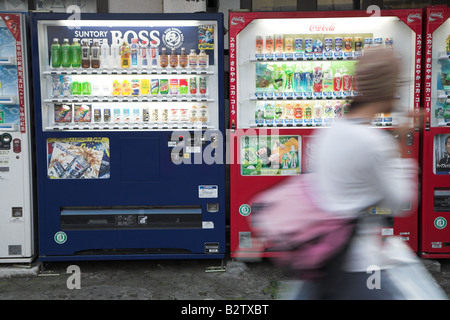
left=342, top=66, right=352, bottom=91
left=91, top=40, right=100, bottom=68
left=51, top=38, right=61, bottom=68
left=179, top=47, right=188, bottom=68
left=61, top=38, right=71, bottom=68
left=289, top=146, right=297, bottom=169
left=198, top=50, right=207, bottom=68
left=120, top=41, right=131, bottom=68
left=302, top=63, right=313, bottom=92
left=140, top=40, right=148, bottom=67
left=322, top=62, right=333, bottom=92
left=70, top=38, right=81, bottom=68
left=333, top=68, right=342, bottom=92
left=131, top=38, right=138, bottom=67
left=100, top=39, right=110, bottom=68
left=169, top=48, right=178, bottom=68
left=110, top=41, right=120, bottom=68
left=188, top=49, right=197, bottom=68
left=313, top=101, right=323, bottom=125
left=150, top=40, right=159, bottom=67
left=284, top=64, right=294, bottom=92
left=313, top=63, right=323, bottom=92
left=81, top=39, right=90, bottom=68
left=160, top=47, right=168, bottom=68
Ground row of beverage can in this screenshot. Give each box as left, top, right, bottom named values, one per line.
left=51, top=75, right=207, bottom=97
left=255, top=34, right=393, bottom=55
left=53, top=103, right=209, bottom=124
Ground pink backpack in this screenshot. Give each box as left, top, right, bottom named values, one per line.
left=250, top=174, right=357, bottom=280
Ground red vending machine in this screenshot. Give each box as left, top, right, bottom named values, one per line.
left=229, top=9, right=423, bottom=258
left=421, top=5, right=450, bottom=258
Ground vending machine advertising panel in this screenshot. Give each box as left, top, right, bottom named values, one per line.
left=30, top=13, right=225, bottom=261
left=229, top=10, right=422, bottom=258
left=421, top=5, right=450, bottom=258
left=0, top=13, right=36, bottom=263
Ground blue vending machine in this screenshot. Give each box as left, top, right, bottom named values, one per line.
left=30, top=13, right=225, bottom=261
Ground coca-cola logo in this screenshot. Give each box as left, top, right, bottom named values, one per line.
left=407, top=13, right=422, bottom=24
left=309, top=23, right=335, bottom=32
left=429, top=11, right=444, bottom=22
left=231, top=16, right=245, bottom=26
left=342, top=75, right=352, bottom=90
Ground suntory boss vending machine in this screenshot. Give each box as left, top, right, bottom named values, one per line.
left=229, top=9, right=423, bottom=258
left=0, top=13, right=36, bottom=263
left=30, top=13, right=225, bottom=261
left=421, top=5, right=450, bottom=258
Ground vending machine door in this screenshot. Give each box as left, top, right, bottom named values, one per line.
left=421, top=5, right=450, bottom=258
left=31, top=13, right=225, bottom=261
left=229, top=10, right=422, bottom=258
left=0, top=13, right=36, bottom=263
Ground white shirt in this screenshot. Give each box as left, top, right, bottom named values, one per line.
left=312, top=118, right=417, bottom=271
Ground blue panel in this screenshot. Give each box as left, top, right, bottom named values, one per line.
left=120, top=137, right=160, bottom=182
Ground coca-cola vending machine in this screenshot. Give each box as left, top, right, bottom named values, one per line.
left=229, top=9, right=422, bottom=258
left=421, top=5, right=450, bottom=258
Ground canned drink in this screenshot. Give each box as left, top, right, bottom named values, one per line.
left=132, top=108, right=140, bottom=122
left=179, top=78, right=188, bottom=95
left=385, top=37, right=393, bottom=48
left=180, top=108, right=189, bottom=121
left=82, top=81, right=92, bottom=95
left=199, top=77, right=207, bottom=95
left=354, top=37, right=363, bottom=51
left=63, top=155, right=91, bottom=179
left=284, top=38, right=294, bottom=53
left=141, top=79, right=150, bottom=95
left=113, top=108, right=121, bottom=122
left=54, top=104, right=71, bottom=122
left=72, top=80, right=81, bottom=95
left=265, top=35, right=274, bottom=53
left=104, top=108, right=111, bottom=122
left=324, top=38, right=333, bottom=52
left=160, top=79, right=169, bottom=95
left=295, top=38, right=303, bottom=53
left=53, top=161, right=66, bottom=178
left=189, top=77, right=197, bottom=94
left=62, top=80, right=72, bottom=96
left=344, top=37, right=353, bottom=51
left=93, top=108, right=101, bottom=122
left=305, top=38, right=313, bottom=53
left=74, top=104, right=91, bottom=122
left=161, top=108, right=169, bottom=122
left=256, top=36, right=264, bottom=54
left=131, top=79, right=140, bottom=96
left=275, top=35, right=283, bottom=53
left=334, top=37, right=342, bottom=52
left=122, top=108, right=130, bottom=122
left=151, top=79, right=159, bottom=95
left=169, top=78, right=179, bottom=95
left=143, top=108, right=149, bottom=121
left=151, top=108, right=159, bottom=122
left=169, top=108, right=179, bottom=121
left=52, top=75, right=62, bottom=96
left=364, top=38, right=373, bottom=49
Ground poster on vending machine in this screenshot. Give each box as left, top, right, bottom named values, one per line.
left=434, top=134, right=450, bottom=175
left=241, top=135, right=301, bottom=176
left=47, top=137, right=110, bottom=179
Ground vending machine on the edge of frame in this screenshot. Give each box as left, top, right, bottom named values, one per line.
left=421, top=5, right=450, bottom=258
left=30, top=13, right=225, bottom=262
left=229, top=9, right=423, bottom=258
left=0, top=13, right=36, bottom=263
